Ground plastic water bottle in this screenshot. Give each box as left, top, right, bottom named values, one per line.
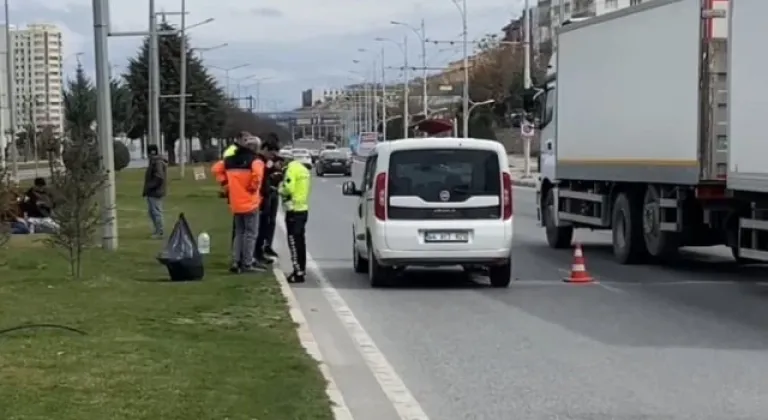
left=197, top=232, right=210, bottom=255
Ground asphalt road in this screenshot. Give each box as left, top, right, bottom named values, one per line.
left=272, top=162, right=768, bottom=420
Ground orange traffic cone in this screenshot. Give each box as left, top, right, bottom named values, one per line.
left=563, top=243, right=594, bottom=284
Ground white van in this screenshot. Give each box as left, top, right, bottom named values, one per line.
left=341, top=137, right=514, bottom=287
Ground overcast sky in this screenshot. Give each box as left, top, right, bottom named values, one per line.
left=15, top=0, right=523, bottom=111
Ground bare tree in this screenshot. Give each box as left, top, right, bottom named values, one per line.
left=45, top=135, right=108, bottom=279
left=468, top=34, right=525, bottom=104
left=47, top=62, right=109, bottom=279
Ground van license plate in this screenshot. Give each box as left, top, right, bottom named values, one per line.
left=424, top=231, right=469, bottom=242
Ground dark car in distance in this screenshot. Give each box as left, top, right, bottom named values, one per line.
left=315, top=150, right=352, bottom=177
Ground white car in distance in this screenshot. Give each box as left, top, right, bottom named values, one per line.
left=341, top=137, right=514, bottom=288
left=291, top=148, right=313, bottom=169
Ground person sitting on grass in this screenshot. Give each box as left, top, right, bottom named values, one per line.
left=20, top=177, right=52, bottom=218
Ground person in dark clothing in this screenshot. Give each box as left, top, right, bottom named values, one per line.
left=142, top=145, right=167, bottom=238
left=20, top=177, right=52, bottom=218
left=254, top=136, right=283, bottom=263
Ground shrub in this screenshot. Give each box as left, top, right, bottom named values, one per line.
left=63, top=140, right=131, bottom=172
left=113, top=141, right=130, bottom=171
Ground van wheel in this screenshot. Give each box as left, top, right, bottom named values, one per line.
left=352, top=232, right=368, bottom=273
left=544, top=189, right=573, bottom=249
left=488, top=261, right=511, bottom=288
left=368, top=246, right=391, bottom=287
left=612, top=192, right=648, bottom=264
left=642, top=186, right=679, bottom=260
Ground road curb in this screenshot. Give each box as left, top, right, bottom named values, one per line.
left=273, top=268, right=355, bottom=420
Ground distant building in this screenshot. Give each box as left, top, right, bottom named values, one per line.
left=11, top=23, right=64, bottom=134
left=0, top=23, right=64, bottom=164
left=299, top=87, right=347, bottom=108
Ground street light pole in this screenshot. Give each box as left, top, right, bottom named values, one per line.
left=211, top=64, right=249, bottom=103
left=391, top=20, right=428, bottom=117
left=179, top=0, right=187, bottom=177
left=460, top=0, right=469, bottom=138
left=403, top=35, right=409, bottom=139
left=192, top=43, right=227, bottom=61
left=93, top=0, right=118, bottom=250
left=420, top=19, right=427, bottom=117
left=254, top=77, right=271, bottom=112
left=381, top=47, right=387, bottom=141
left=4, top=0, right=17, bottom=180
left=149, top=0, right=161, bottom=152
left=523, top=0, right=533, bottom=178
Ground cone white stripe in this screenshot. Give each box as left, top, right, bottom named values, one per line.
left=571, top=264, right=585, bottom=271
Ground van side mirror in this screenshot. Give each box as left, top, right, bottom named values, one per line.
left=341, top=181, right=361, bottom=196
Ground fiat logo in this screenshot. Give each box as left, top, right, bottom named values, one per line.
left=439, top=190, right=450, bottom=201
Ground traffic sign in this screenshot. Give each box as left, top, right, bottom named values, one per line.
left=521, top=122, right=535, bottom=137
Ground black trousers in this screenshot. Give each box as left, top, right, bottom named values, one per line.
left=285, top=210, right=308, bottom=274
left=255, top=193, right=278, bottom=255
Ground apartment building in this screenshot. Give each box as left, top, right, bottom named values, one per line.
left=1, top=23, right=65, bottom=136
left=300, top=87, right=347, bottom=108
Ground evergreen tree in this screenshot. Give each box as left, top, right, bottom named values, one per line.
left=123, top=22, right=227, bottom=163
left=63, top=63, right=96, bottom=142
left=110, top=78, right=134, bottom=137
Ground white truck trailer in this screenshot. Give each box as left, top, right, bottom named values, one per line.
left=525, top=0, right=768, bottom=264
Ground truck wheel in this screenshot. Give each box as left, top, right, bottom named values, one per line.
left=612, top=192, right=648, bottom=264
left=544, top=189, right=573, bottom=249
left=642, top=186, right=679, bottom=260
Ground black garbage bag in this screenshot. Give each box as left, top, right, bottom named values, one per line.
left=157, top=213, right=204, bottom=281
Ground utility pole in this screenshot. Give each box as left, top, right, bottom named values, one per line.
left=178, top=0, right=187, bottom=177
left=391, top=19, right=428, bottom=117
left=372, top=58, right=378, bottom=136
left=523, top=0, right=533, bottom=178
left=381, top=47, right=387, bottom=141
left=93, top=0, right=118, bottom=250
left=419, top=19, right=427, bottom=117
left=4, top=0, right=16, bottom=180
left=403, top=35, right=409, bottom=139
left=460, top=0, right=469, bottom=139
left=148, top=0, right=159, bottom=151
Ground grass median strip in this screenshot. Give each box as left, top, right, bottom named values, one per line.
left=0, top=167, right=333, bottom=420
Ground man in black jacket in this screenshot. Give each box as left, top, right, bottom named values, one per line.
left=142, top=145, right=167, bottom=238
left=254, top=135, right=283, bottom=263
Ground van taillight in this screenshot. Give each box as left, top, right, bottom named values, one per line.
left=502, top=172, right=513, bottom=220
left=374, top=172, right=387, bottom=220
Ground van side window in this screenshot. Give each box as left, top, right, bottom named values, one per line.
left=362, top=155, right=377, bottom=191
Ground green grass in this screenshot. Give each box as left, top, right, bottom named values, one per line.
left=0, top=167, right=333, bottom=420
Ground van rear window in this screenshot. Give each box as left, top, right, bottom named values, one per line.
left=387, top=149, right=501, bottom=202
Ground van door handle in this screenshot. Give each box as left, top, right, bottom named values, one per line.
left=358, top=203, right=362, bottom=217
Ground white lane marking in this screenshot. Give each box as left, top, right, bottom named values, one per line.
left=273, top=268, right=354, bottom=420
left=277, top=214, right=431, bottom=420
left=556, top=268, right=626, bottom=294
